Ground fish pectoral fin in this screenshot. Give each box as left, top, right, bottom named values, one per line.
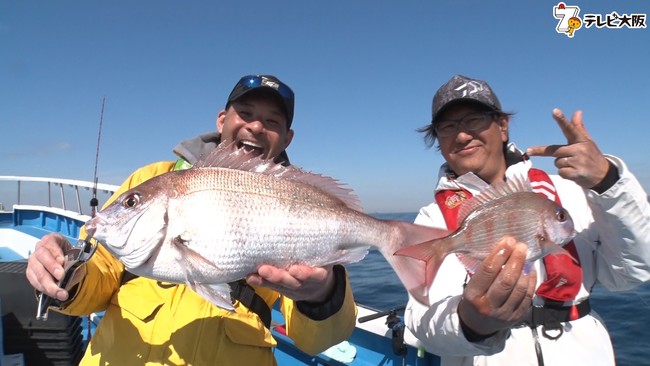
left=332, top=245, right=369, bottom=265
left=191, top=283, right=235, bottom=311
left=172, top=235, right=221, bottom=273
left=171, top=235, right=234, bottom=311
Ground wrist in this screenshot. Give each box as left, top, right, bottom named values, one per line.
left=458, top=299, right=498, bottom=342
left=296, top=265, right=347, bottom=320
left=590, top=159, right=620, bottom=194
left=303, top=266, right=336, bottom=304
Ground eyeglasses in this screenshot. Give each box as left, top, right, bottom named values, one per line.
left=234, top=75, right=295, bottom=104
left=434, top=112, right=497, bottom=138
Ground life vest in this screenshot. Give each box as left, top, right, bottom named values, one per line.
left=434, top=168, right=583, bottom=302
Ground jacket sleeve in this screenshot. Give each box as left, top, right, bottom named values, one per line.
left=57, top=162, right=176, bottom=316
left=405, top=205, right=509, bottom=357
left=584, top=156, right=650, bottom=290
left=279, top=266, right=357, bottom=355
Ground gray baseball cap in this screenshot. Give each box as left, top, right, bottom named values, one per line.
left=431, top=75, right=502, bottom=123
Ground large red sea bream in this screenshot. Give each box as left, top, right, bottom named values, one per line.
left=84, top=144, right=448, bottom=309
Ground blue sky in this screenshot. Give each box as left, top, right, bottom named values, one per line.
left=1, top=1, right=649, bottom=213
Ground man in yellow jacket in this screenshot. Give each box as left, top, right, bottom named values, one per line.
left=26, top=74, right=357, bottom=365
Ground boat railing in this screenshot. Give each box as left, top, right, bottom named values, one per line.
left=0, top=176, right=119, bottom=216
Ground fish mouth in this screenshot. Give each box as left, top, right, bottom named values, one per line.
left=237, top=140, right=265, bottom=157
left=83, top=217, right=100, bottom=241
left=83, top=212, right=138, bottom=251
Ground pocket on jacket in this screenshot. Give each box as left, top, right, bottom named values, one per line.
left=223, top=314, right=275, bottom=348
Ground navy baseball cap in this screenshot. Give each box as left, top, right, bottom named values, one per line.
left=226, top=74, right=295, bottom=128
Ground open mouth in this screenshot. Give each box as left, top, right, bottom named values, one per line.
left=238, top=140, right=264, bottom=157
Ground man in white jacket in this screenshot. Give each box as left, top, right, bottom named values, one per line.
left=405, top=74, right=650, bottom=366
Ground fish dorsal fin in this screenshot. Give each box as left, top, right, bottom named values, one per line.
left=194, top=143, right=364, bottom=212
left=457, top=172, right=532, bottom=223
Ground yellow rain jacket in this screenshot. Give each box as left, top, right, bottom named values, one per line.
left=58, top=161, right=357, bottom=366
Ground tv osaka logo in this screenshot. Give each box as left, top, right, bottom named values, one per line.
left=553, top=2, right=647, bottom=38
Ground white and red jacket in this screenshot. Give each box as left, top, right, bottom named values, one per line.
left=405, top=151, right=650, bottom=366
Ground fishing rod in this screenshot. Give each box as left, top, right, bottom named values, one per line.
left=90, top=96, right=105, bottom=218
left=85, top=96, right=106, bottom=340
left=36, top=97, right=107, bottom=322
left=358, top=305, right=406, bottom=323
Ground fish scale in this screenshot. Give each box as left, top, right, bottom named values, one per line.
left=85, top=144, right=448, bottom=309
left=451, top=197, right=562, bottom=272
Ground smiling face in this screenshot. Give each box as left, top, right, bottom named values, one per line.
left=217, top=91, right=294, bottom=160
left=436, top=102, right=509, bottom=185
left=568, top=17, right=581, bottom=29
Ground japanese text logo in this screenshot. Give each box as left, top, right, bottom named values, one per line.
left=553, top=2, right=647, bottom=38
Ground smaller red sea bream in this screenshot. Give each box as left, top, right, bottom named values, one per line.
left=395, top=175, right=577, bottom=287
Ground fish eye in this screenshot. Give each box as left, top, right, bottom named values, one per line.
left=556, top=208, right=568, bottom=222
left=123, top=193, right=142, bottom=208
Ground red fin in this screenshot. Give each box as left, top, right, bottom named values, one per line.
left=394, top=238, right=449, bottom=304
left=381, top=221, right=451, bottom=306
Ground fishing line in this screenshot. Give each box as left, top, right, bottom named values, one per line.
left=629, top=284, right=650, bottom=309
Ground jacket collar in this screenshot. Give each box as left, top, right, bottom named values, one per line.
left=435, top=143, right=532, bottom=194
left=172, top=131, right=290, bottom=166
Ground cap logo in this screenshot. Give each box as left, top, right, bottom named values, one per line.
left=261, top=77, right=280, bottom=90
left=454, top=81, right=485, bottom=97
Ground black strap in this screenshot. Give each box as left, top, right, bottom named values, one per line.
left=229, top=280, right=272, bottom=329
left=120, top=270, right=139, bottom=285
left=525, top=300, right=590, bottom=363
left=530, top=299, right=591, bottom=327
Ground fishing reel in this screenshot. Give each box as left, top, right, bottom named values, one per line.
left=36, top=237, right=97, bottom=321
left=358, top=305, right=408, bottom=358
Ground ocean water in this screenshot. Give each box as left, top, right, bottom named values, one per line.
left=347, top=212, right=650, bottom=365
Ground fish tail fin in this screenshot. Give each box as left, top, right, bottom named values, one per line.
left=380, top=221, right=450, bottom=306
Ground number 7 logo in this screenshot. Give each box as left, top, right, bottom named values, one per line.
left=554, top=3, right=582, bottom=38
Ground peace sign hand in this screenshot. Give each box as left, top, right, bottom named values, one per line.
left=526, top=108, right=610, bottom=189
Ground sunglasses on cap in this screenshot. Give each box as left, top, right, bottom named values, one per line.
left=227, top=75, right=295, bottom=126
